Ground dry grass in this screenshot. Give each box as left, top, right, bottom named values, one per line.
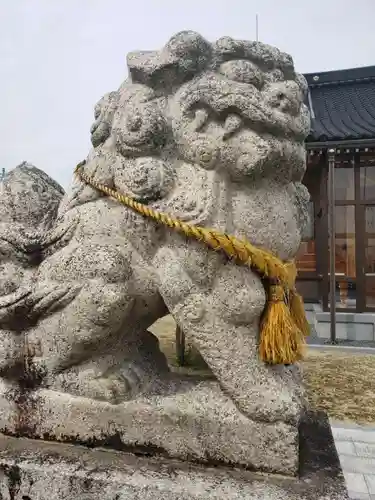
left=150, top=316, right=375, bottom=424
left=303, top=350, right=375, bottom=424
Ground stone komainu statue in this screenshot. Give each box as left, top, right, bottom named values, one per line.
left=0, top=31, right=310, bottom=424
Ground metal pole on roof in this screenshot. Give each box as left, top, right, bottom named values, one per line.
left=328, top=149, right=337, bottom=344
left=256, top=14, right=259, bottom=42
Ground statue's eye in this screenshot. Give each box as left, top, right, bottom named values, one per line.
left=126, top=114, right=143, bottom=132
left=265, top=69, right=284, bottom=84
left=219, top=60, right=263, bottom=88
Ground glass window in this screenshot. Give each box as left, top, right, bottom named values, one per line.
left=334, top=165, right=354, bottom=201
left=328, top=280, right=357, bottom=309
left=296, top=241, right=316, bottom=272
left=360, top=166, right=375, bottom=201
left=296, top=202, right=316, bottom=272
left=365, top=206, right=375, bottom=274
left=328, top=206, right=356, bottom=308
left=301, top=201, right=314, bottom=240
left=365, top=207, right=375, bottom=308
left=365, top=277, right=375, bottom=308
left=334, top=206, right=356, bottom=277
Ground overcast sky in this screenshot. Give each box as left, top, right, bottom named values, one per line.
left=1, top=0, right=375, bottom=188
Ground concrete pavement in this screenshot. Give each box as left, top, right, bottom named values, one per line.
left=331, top=420, right=375, bottom=499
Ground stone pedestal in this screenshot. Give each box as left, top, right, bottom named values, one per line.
left=0, top=412, right=348, bottom=499
left=0, top=378, right=298, bottom=476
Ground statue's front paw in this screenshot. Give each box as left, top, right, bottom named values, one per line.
left=0, top=287, right=33, bottom=324
left=234, top=383, right=303, bottom=425
left=81, top=375, right=132, bottom=404
left=53, top=370, right=135, bottom=404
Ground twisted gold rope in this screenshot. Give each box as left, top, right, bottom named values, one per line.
left=74, top=160, right=294, bottom=290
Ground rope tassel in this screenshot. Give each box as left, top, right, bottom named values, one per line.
left=259, top=284, right=305, bottom=365
left=289, top=289, right=311, bottom=337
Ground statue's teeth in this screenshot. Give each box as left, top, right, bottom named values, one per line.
left=223, top=114, right=242, bottom=139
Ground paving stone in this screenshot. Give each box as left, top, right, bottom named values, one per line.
left=340, top=455, right=375, bottom=475
left=356, top=443, right=375, bottom=458
left=331, top=420, right=364, bottom=430
left=348, top=493, right=370, bottom=500
left=333, top=428, right=375, bottom=444
left=365, top=475, right=375, bottom=494
left=344, top=472, right=368, bottom=494
left=337, top=440, right=357, bottom=455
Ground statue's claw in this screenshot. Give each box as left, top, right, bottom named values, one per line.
left=0, top=283, right=81, bottom=326
left=0, top=287, right=32, bottom=311
left=31, top=283, right=82, bottom=315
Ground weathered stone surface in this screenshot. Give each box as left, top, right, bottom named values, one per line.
left=0, top=161, right=64, bottom=231
left=0, top=164, right=66, bottom=330
left=0, top=31, right=312, bottom=475
left=0, top=412, right=348, bottom=499
left=0, top=377, right=298, bottom=475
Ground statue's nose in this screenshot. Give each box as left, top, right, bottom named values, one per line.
left=90, top=119, right=100, bottom=134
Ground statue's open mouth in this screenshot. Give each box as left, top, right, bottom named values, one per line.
left=178, top=73, right=310, bottom=142
left=189, top=106, right=244, bottom=140
left=187, top=102, right=281, bottom=142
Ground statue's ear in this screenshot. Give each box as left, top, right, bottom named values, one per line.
left=127, top=31, right=212, bottom=89
left=212, top=37, right=296, bottom=80
left=127, top=50, right=172, bottom=86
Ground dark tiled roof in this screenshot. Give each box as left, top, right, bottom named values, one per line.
left=304, top=65, right=375, bottom=143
